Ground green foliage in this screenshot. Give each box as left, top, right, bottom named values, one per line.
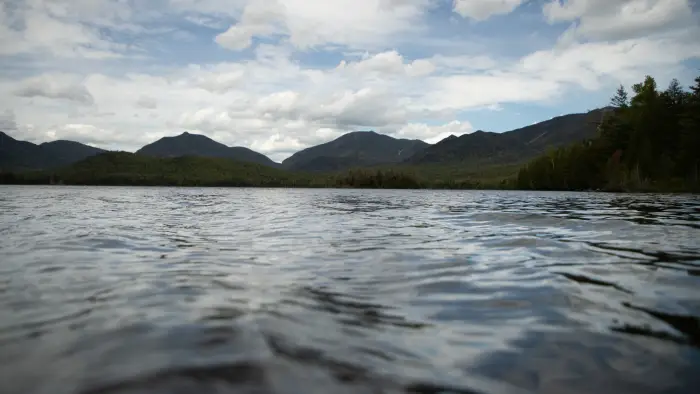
left=396, top=163, right=520, bottom=190
left=0, top=152, right=432, bottom=189
left=518, top=74, right=700, bottom=192
left=1, top=150, right=524, bottom=190
left=333, top=169, right=422, bottom=189
left=610, top=85, right=629, bottom=108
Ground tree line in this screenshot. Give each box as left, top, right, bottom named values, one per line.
left=517, top=75, right=700, bottom=192
left=0, top=153, right=429, bottom=189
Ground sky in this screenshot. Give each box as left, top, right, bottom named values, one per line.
left=1, top=0, right=699, bottom=162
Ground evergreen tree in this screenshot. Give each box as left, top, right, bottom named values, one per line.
left=517, top=73, right=700, bottom=192
left=680, top=77, right=700, bottom=183
left=610, top=85, right=629, bottom=108
left=665, top=78, right=686, bottom=106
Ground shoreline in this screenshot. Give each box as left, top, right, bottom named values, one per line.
left=1, top=181, right=696, bottom=194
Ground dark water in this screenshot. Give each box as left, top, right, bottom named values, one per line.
left=1, top=187, right=700, bottom=394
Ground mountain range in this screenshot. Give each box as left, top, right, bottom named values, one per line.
left=0, top=132, right=106, bottom=171
left=407, top=108, right=610, bottom=166
left=0, top=108, right=606, bottom=173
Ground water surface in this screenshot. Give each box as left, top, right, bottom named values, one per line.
left=1, top=186, right=699, bottom=394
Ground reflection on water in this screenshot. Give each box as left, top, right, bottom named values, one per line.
left=0, top=187, right=699, bottom=394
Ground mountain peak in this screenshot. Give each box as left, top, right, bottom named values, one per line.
left=136, top=131, right=280, bottom=168
left=165, top=131, right=218, bottom=143
left=282, top=130, right=429, bottom=171
left=343, top=130, right=377, bottom=137
left=173, top=131, right=205, bottom=138
left=0, top=131, right=16, bottom=142
left=1, top=134, right=104, bottom=170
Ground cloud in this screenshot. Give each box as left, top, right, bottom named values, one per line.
left=136, top=96, right=158, bottom=109
left=250, top=133, right=306, bottom=156
left=14, top=74, right=94, bottom=105
left=393, top=120, right=474, bottom=143
left=178, top=108, right=237, bottom=132
left=428, top=54, right=499, bottom=73
left=45, top=124, right=112, bottom=146
left=214, top=0, right=432, bottom=50
left=0, top=109, right=18, bottom=133
left=453, top=0, right=526, bottom=21
left=189, top=66, right=247, bottom=94
left=0, top=0, right=133, bottom=59
left=423, top=73, right=562, bottom=111
left=215, top=0, right=282, bottom=50
left=336, top=50, right=436, bottom=77
left=543, top=0, right=698, bottom=41
left=516, top=33, right=700, bottom=89
left=306, top=88, right=409, bottom=128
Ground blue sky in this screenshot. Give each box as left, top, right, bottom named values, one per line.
left=1, top=0, right=699, bottom=161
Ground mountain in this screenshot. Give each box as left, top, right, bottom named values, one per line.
left=0, top=132, right=105, bottom=171
left=282, top=131, right=429, bottom=171
left=136, top=132, right=280, bottom=168
left=406, top=108, right=611, bottom=166
left=1, top=131, right=46, bottom=171
left=39, top=140, right=106, bottom=167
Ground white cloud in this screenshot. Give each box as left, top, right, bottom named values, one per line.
left=453, top=0, right=526, bottom=21
left=393, top=120, right=474, bottom=143
left=136, top=96, right=158, bottom=109
left=187, top=65, right=247, bottom=94
left=0, top=109, right=18, bottom=133
left=543, top=0, right=697, bottom=41
left=0, top=0, right=133, bottom=59
left=336, top=50, right=436, bottom=77
left=13, top=74, right=94, bottom=105
left=168, top=0, right=249, bottom=17
left=429, top=54, right=499, bottom=72
left=423, top=74, right=562, bottom=110
left=250, top=133, right=306, bottom=156
left=517, top=34, right=700, bottom=89
left=179, top=108, right=236, bottom=132
left=215, top=0, right=432, bottom=50
left=45, top=124, right=110, bottom=145
left=215, top=0, right=283, bottom=50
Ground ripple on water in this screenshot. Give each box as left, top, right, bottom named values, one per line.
left=0, top=187, right=699, bottom=394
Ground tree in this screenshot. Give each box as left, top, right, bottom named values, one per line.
left=631, top=75, right=658, bottom=107
left=610, top=85, right=629, bottom=108
left=665, top=78, right=686, bottom=106
left=680, top=77, right=700, bottom=184
left=690, top=76, right=700, bottom=96
left=517, top=73, right=700, bottom=191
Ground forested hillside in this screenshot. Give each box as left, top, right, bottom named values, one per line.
left=136, top=132, right=280, bottom=168
left=282, top=131, right=429, bottom=171
left=0, top=132, right=105, bottom=171
left=406, top=109, right=606, bottom=166
left=517, top=75, right=700, bottom=192
left=0, top=152, right=425, bottom=189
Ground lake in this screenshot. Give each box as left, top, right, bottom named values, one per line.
left=1, top=186, right=699, bottom=394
